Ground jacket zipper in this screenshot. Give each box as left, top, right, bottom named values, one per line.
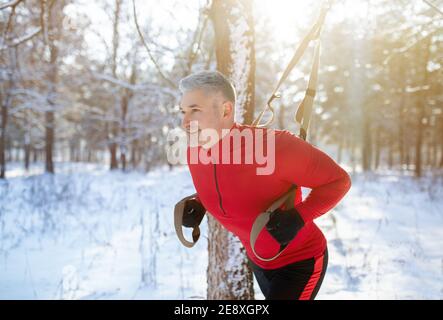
left=213, top=163, right=227, bottom=216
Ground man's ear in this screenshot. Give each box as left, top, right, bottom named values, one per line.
left=223, top=101, right=234, bottom=118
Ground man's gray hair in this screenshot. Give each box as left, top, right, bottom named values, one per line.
left=179, top=70, right=236, bottom=105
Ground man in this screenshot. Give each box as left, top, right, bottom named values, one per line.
left=178, top=70, right=351, bottom=300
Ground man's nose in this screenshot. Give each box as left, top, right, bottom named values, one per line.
left=181, top=113, right=190, bottom=130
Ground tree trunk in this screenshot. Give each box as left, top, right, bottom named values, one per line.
left=6, top=145, right=12, bottom=162
left=120, top=63, right=136, bottom=172
left=45, top=109, right=55, bottom=173
left=131, top=139, right=139, bottom=169
left=432, top=127, right=438, bottom=168
left=414, top=36, right=431, bottom=178
left=13, top=147, right=19, bottom=162
left=337, top=134, right=343, bottom=165
left=388, top=134, right=393, bottom=169
left=362, top=116, right=372, bottom=171
left=406, top=146, right=411, bottom=170
left=0, top=96, right=7, bottom=179
left=398, top=104, right=405, bottom=170
left=24, top=110, right=31, bottom=171
left=45, top=1, right=66, bottom=174
left=397, top=55, right=407, bottom=171
left=207, top=0, right=255, bottom=300
left=207, top=216, right=254, bottom=299
left=0, top=53, right=15, bottom=178
left=24, top=143, right=31, bottom=171
left=32, top=147, right=38, bottom=163
left=374, top=128, right=381, bottom=170
left=426, top=131, right=432, bottom=169
left=350, top=137, right=357, bottom=174
left=109, top=0, right=121, bottom=170
left=110, top=142, right=118, bottom=169
left=211, top=0, right=256, bottom=126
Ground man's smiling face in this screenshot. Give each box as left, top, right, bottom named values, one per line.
left=180, top=89, right=226, bottom=147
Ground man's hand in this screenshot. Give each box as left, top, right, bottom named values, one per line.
left=182, top=198, right=206, bottom=228
left=265, top=207, right=305, bottom=246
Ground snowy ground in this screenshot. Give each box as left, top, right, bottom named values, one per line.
left=0, top=162, right=441, bottom=299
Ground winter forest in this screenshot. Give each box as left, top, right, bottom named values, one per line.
left=0, top=0, right=442, bottom=300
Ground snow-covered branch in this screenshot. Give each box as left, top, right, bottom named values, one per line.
left=91, top=71, right=178, bottom=98
left=0, top=0, right=23, bottom=11
left=0, top=27, right=42, bottom=50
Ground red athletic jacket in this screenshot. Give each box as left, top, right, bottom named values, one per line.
left=186, top=122, right=351, bottom=269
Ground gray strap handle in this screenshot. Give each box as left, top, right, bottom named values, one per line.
left=174, top=193, right=207, bottom=248
left=250, top=185, right=297, bottom=262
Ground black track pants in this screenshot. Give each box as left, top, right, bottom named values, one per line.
left=248, top=247, right=328, bottom=300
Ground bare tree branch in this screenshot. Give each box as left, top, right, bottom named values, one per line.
left=184, top=7, right=209, bottom=75
left=383, top=31, right=437, bottom=65
left=0, top=27, right=42, bottom=50
left=1, top=0, right=16, bottom=40
left=423, top=0, right=443, bottom=16
left=0, top=0, right=21, bottom=56
left=40, top=0, right=49, bottom=46
left=91, top=71, right=178, bottom=97
left=0, top=0, right=23, bottom=11
left=131, top=0, right=177, bottom=89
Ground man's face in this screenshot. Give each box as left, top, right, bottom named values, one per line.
left=180, top=89, right=229, bottom=147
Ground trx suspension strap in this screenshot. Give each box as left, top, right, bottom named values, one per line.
left=250, top=185, right=297, bottom=262
left=251, top=2, right=328, bottom=131
left=249, top=2, right=330, bottom=262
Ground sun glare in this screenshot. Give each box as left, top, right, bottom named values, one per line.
left=255, top=0, right=372, bottom=42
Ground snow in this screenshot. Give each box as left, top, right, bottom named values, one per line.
left=0, top=162, right=208, bottom=299
left=317, top=171, right=443, bottom=299
left=0, top=162, right=442, bottom=299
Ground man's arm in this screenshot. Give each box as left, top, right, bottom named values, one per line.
left=276, top=132, right=352, bottom=223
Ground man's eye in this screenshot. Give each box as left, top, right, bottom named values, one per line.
left=180, top=109, right=199, bottom=114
